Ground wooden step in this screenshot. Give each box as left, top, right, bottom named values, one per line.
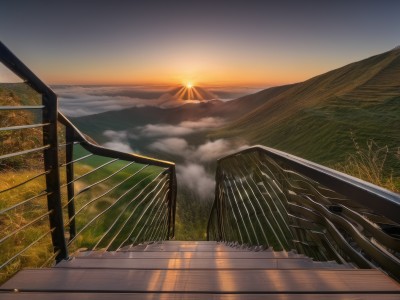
left=123, top=243, right=249, bottom=252
left=57, top=257, right=346, bottom=270
left=1, top=269, right=399, bottom=293
left=0, top=292, right=399, bottom=300
left=1, top=293, right=399, bottom=300
left=73, top=249, right=303, bottom=259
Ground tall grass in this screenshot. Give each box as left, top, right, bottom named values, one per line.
left=334, top=138, right=400, bottom=192
left=0, top=170, right=53, bottom=283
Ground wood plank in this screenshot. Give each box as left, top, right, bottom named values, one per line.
left=1, top=292, right=400, bottom=300
left=2, top=269, right=399, bottom=293
left=124, top=244, right=248, bottom=252
left=56, top=257, right=338, bottom=270
left=118, top=241, right=220, bottom=251
left=74, top=251, right=295, bottom=259
left=161, top=241, right=219, bottom=244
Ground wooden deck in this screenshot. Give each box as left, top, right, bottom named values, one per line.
left=1, top=241, right=399, bottom=299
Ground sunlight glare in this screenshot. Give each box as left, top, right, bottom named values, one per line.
left=186, top=82, right=193, bottom=89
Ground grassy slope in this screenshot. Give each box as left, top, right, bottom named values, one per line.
left=212, top=49, right=400, bottom=178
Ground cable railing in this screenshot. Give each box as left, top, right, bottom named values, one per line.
left=208, top=146, right=400, bottom=281
left=0, top=42, right=177, bottom=283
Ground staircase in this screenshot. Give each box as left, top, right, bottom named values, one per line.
left=2, top=241, right=400, bottom=299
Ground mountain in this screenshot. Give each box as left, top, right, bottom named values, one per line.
left=212, top=48, right=400, bottom=173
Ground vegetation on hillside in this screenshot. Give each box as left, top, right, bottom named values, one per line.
left=0, top=85, right=43, bottom=170
left=335, top=138, right=400, bottom=192
left=212, top=48, right=400, bottom=182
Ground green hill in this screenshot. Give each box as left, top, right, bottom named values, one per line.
left=212, top=48, right=400, bottom=177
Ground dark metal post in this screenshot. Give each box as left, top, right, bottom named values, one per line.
left=42, top=92, right=68, bottom=262
left=66, top=126, right=76, bottom=240
left=167, top=166, right=177, bottom=239
left=215, top=165, right=223, bottom=241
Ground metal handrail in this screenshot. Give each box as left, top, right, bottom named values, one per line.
left=0, top=41, right=177, bottom=282
left=208, top=145, right=400, bottom=280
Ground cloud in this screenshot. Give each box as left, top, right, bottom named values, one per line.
left=102, top=141, right=134, bottom=153
left=55, top=85, right=184, bottom=117
left=179, top=117, right=225, bottom=129
left=195, top=140, right=249, bottom=162
left=176, top=163, right=215, bottom=200
left=103, top=131, right=248, bottom=200
left=102, top=130, right=134, bottom=153
left=148, top=138, right=189, bottom=156
left=141, top=124, right=193, bottom=137
left=140, top=117, right=226, bottom=137
left=148, top=137, right=248, bottom=162
left=194, top=139, right=234, bottom=162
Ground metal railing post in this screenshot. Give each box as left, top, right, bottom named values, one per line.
left=65, top=126, right=76, bottom=240
left=167, top=166, right=177, bottom=239
left=42, top=92, right=68, bottom=262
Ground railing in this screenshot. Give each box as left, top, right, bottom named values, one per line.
left=0, top=42, right=177, bottom=283
left=208, top=146, right=400, bottom=280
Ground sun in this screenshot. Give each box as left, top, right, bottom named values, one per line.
left=186, top=82, right=193, bottom=89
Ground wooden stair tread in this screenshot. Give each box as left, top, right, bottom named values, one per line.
left=73, top=250, right=299, bottom=259
left=1, top=293, right=400, bottom=300
left=2, top=269, right=399, bottom=293
left=56, top=257, right=348, bottom=270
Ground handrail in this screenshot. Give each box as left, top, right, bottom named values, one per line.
left=58, top=112, right=175, bottom=169
left=220, top=146, right=400, bottom=224
left=0, top=41, right=177, bottom=283
left=208, top=145, right=400, bottom=281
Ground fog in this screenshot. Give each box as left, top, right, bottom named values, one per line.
left=139, top=117, right=225, bottom=137
left=55, top=85, right=258, bottom=117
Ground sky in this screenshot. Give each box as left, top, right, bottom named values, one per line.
left=1, top=0, right=400, bottom=87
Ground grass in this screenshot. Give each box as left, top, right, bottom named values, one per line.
left=0, top=169, right=53, bottom=283
left=174, top=187, right=213, bottom=241
left=334, top=138, right=400, bottom=192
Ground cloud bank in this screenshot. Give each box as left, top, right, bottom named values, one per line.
left=101, top=113, right=248, bottom=200
left=55, top=85, right=181, bottom=117
left=148, top=138, right=246, bottom=163
left=53, top=85, right=259, bottom=117
left=148, top=137, right=248, bottom=200
left=102, top=130, right=135, bottom=153
left=140, top=117, right=225, bottom=137
left=176, top=163, right=215, bottom=200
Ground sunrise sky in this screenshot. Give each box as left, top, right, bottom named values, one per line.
left=1, top=0, right=400, bottom=86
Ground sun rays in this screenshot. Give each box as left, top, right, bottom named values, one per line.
left=174, top=83, right=214, bottom=101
